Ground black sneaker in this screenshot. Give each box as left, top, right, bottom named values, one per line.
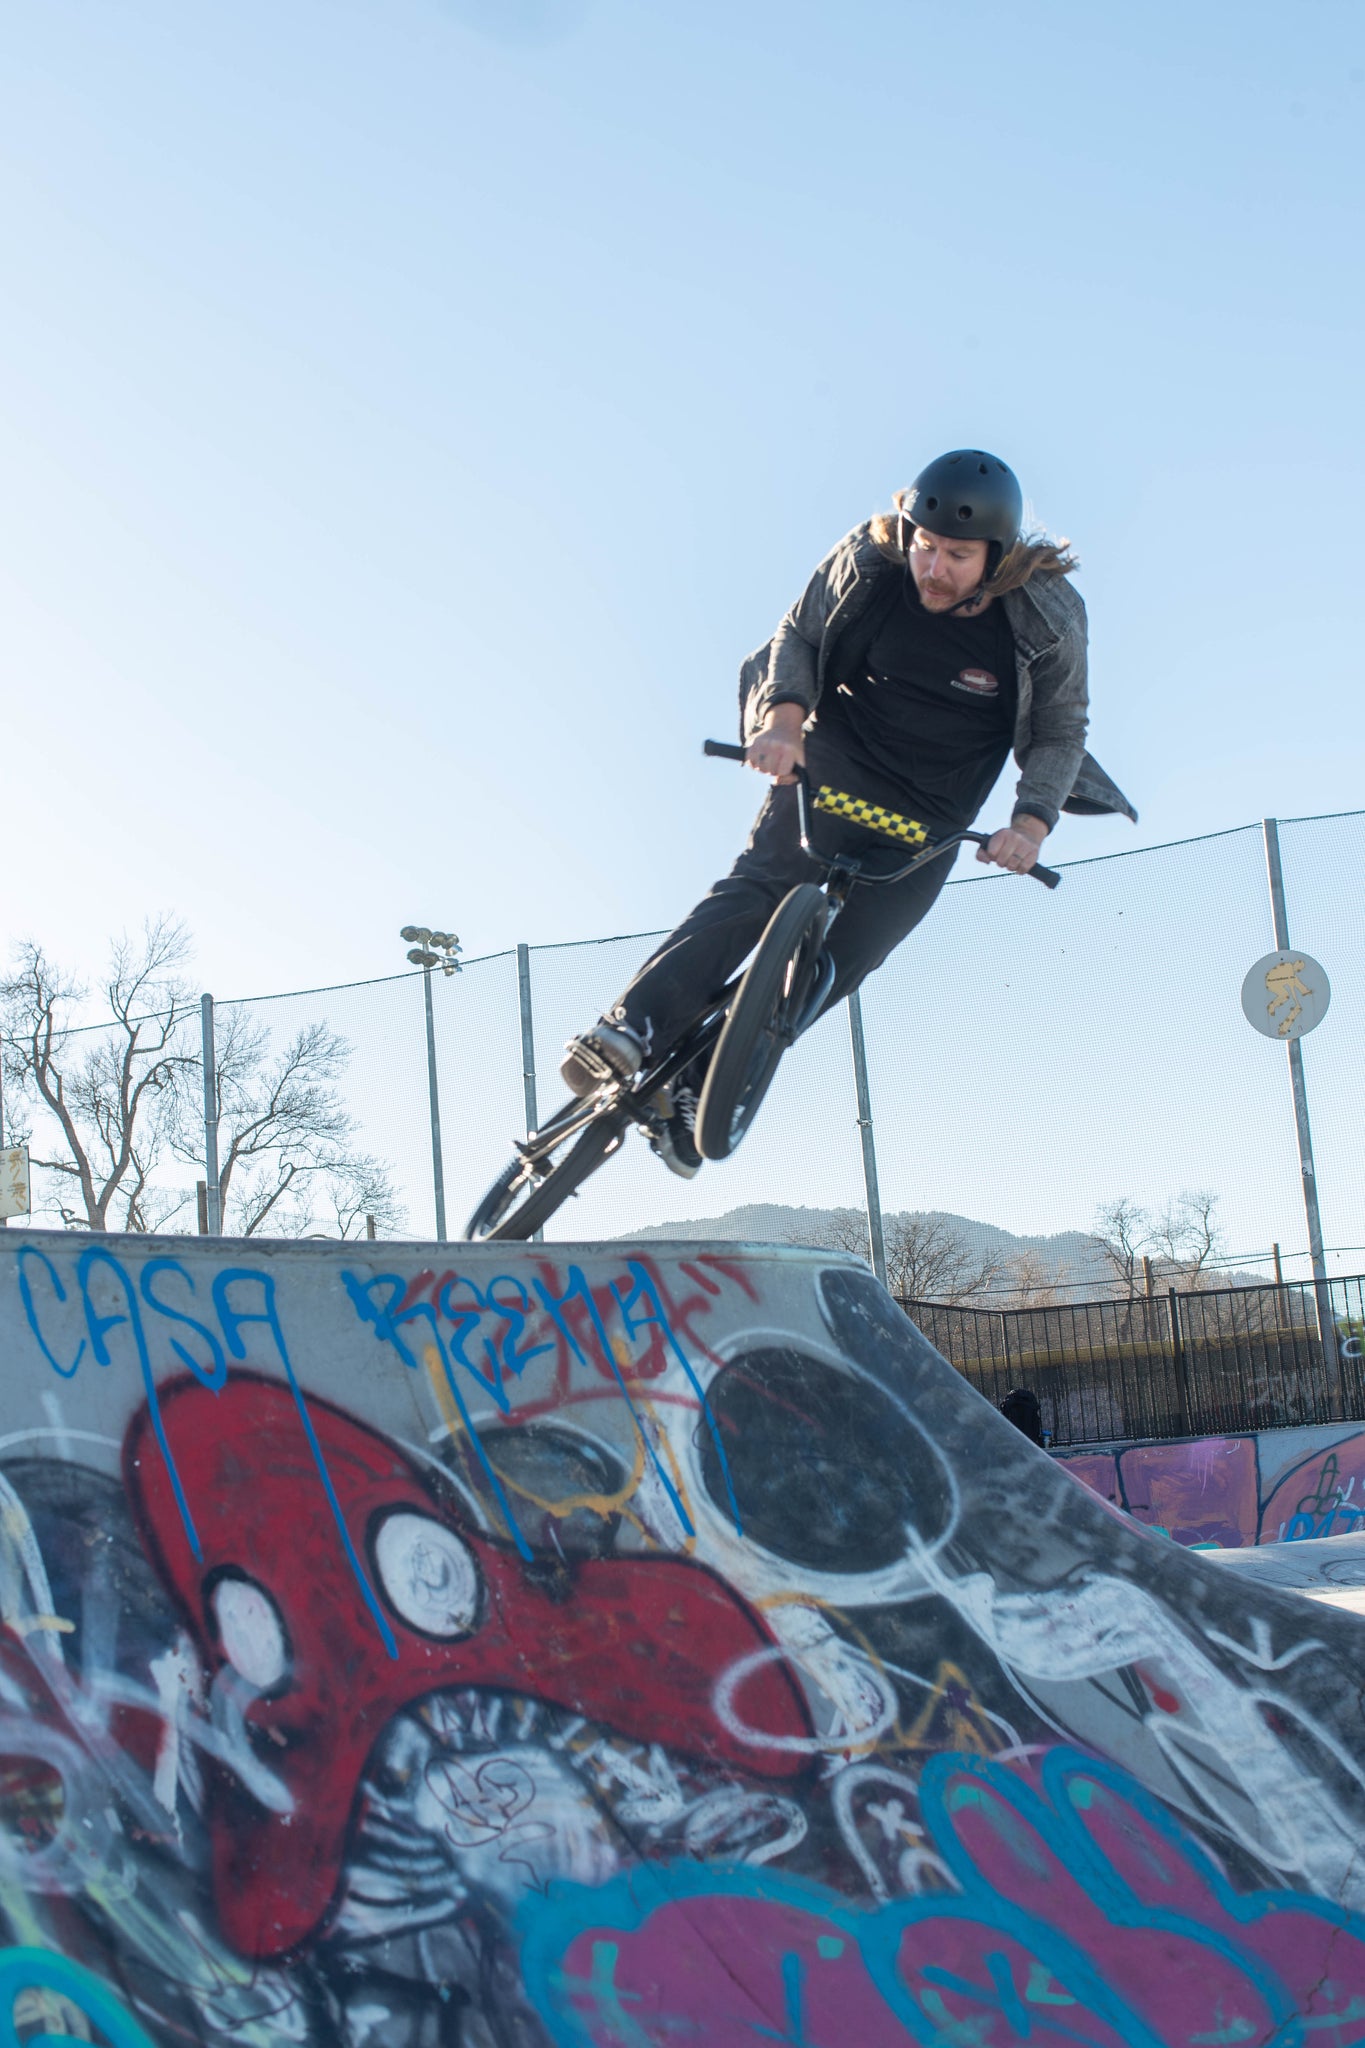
left=560, top=1021, right=644, bottom=1097
left=651, top=1083, right=702, bottom=1180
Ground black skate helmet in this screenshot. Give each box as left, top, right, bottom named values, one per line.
left=900, top=450, right=1024, bottom=581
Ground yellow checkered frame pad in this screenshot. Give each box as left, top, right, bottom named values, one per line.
left=813, top=785, right=930, bottom=848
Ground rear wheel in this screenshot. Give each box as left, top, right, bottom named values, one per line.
left=464, top=1107, right=627, bottom=1241
left=695, top=885, right=827, bottom=1161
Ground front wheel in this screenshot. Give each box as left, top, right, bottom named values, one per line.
left=695, top=885, right=827, bottom=1161
left=464, top=1107, right=627, bottom=1241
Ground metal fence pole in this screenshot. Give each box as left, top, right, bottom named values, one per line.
left=421, top=967, right=448, bottom=1242
left=200, top=994, right=221, bottom=1234
left=516, top=944, right=540, bottom=1138
left=847, top=990, right=887, bottom=1288
left=1167, top=1287, right=1193, bottom=1435
left=515, top=943, right=543, bottom=1245
left=1262, top=817, right=1339, bottom=1408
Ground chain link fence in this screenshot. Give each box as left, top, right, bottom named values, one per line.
left=5, top=811, right=1360, bottom=1299
left=203, top=808, right=1362, bottom=1275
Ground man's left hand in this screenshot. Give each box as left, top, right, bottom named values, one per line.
left=977, top=815, right=1049, bottom=874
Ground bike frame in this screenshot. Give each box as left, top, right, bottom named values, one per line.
left=513, top=978, right=743, bottom=1165
left=787, top=766, right=1000, bottom=1036
left=521, top=753, right=1055, bottom=1158
left=468, top=742, right=1060, bottom=1231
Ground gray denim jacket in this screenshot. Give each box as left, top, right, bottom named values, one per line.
left=738, top=522, right=1136, bottom=829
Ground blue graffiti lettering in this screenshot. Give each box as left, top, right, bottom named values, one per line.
left=484, top=1274, right=556, bottom=1381
left=80, top=1246, right=201, bottom=1562
left=17, top=1246, right=86, bottom=1378
left=214, top=1266, right=398, bottom=1658
left=340, top=1269, right=533, bottom=1562
left=533, top=1266, right=694, bottom=1539
left=612, top=1260, right=742, bottom=1536
left=438, top=1275, right=511, bottom=1408
left=140, top=1258, right=227, bottom=1388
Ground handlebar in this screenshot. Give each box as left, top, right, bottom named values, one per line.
left=703, top=739, right=1061, bottom=889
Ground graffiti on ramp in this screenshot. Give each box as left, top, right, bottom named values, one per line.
left=2, top=1233, right=1365, bottom=2044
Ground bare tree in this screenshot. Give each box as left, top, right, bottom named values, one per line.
left=786, top=1207, right=1001, bottom=1304
left=1152, top=1188, right=1224, bottom=1289
left=884, top=1211, right=1002, bottom=1304
left=0, top=920, right=198, bottom=1231
left=997, top=1247, right=1070, bottom=1311
left=785, top=1206, right=871, bottom=1261
left=186, top=1008, right=404, bottom=1239
left=1090, top=1196, right=1151, bottom=1300
left=1091, top=1189, right=1227, bottom=1300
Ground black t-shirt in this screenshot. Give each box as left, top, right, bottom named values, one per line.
left=810, top=578, right=1017, bottom=836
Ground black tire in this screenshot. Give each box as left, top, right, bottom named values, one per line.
left=464, top=1110, right=627, bottom=1242
left=696, top=885, right=827, bottom=1161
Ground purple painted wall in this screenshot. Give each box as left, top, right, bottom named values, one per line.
left=1058, top=1422, right=1365, bottom=1545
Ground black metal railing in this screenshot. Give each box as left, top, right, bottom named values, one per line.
left=898, top=1274, right=1365, bottom=1447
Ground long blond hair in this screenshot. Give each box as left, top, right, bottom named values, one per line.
left=870, top=489, right=1079, bottom=595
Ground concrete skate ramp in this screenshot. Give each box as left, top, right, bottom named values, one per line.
left=1206, top=1528, right=1365, bottom=1611
left=3, top=1230, right=1365, bottom=2046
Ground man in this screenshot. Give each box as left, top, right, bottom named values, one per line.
left=560, top=449, right=1135, bottom=1176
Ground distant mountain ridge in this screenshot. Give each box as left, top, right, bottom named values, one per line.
left=620, top=1201, right=1115, bottom=1293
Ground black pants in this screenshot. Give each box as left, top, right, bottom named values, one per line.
left=609, top=776, right=956, bottom=1055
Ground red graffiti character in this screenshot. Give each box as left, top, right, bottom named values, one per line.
left=125, top=1374, right=810, bottom=1960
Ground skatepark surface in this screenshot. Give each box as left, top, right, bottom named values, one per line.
left=2, top=1227, right=1364, bottom=2046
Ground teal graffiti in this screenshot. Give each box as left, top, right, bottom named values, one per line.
left=0, top=1946, right=157, bottom=2048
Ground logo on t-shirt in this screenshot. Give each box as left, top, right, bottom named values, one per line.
left=952, top=667, right=999, bottom=695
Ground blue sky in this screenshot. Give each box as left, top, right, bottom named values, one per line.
left=4, top=0, right=1362, bottom=993
left=2, top=1, right=1362, bottom=1255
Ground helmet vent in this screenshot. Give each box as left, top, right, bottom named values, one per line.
left=977, top=462, right=989, bottom=474
left=924, top=495, right=939, bottom=511
left=956, top=504, right=972, bottom=520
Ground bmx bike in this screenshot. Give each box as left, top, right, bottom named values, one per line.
left=463, top=741, right=1060, bottom=1242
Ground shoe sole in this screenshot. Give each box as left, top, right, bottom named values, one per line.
left=560, top=1043, right=641, bottom=1098
left=650, top=1139, right=703, bottom=1181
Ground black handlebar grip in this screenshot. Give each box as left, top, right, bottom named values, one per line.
left=703, top=738, right=748, bottom=761
left=1031, top=862, right=1062, bottom=889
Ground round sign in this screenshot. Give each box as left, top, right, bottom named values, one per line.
left=1241, top=949, right=1331, bottom=1040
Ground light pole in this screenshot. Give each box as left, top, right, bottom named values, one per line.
left=400, top=925, right=462, bottom=1242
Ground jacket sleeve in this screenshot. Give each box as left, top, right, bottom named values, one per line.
left=1012, top=604, right=1090, bottom=832
left=738, top=537, right=847, bottom=739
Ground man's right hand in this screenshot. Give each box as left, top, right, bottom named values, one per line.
left=746, top=705, right=807, bottom=783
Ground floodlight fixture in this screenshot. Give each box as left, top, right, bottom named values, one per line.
left=397, top=921, right=455, bottom=1242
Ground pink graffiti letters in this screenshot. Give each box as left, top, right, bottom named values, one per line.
left=525, top=1746, right=1365, bottom=2046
